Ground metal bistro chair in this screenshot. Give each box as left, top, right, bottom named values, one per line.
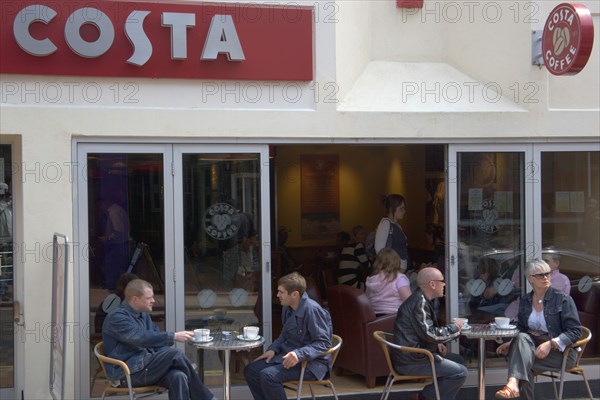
left=373, top=331, right=440, bottom=400
left=537, top=326, right=594, bottom=400
left=94, top=341, right=166, bottom=400
left=287, top=334, right=343, bottom=400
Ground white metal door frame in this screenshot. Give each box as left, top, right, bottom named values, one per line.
left=74, top=143, right=174, bottom=399
left=172, top=144, right=272, bottom=345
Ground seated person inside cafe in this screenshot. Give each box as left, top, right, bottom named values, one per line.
left=244, top=272, right=333, bottom=400
left=393, top=267, right=467, bottom=400
left=337, top=225, right=371, bottom=288
left=494, top=259, right=582, bottom=400
left=469, top=257, right=512, bottom=319
left=366, top=247, right=411, bottom=316
left=102, top=279, right=216, bottom=400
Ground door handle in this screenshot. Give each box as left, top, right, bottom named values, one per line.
left=13, top=300, right=24, bottom=326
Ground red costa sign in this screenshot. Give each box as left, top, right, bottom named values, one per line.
left=542, top=3, right=594, bottom=76
left=0, top=0, right=314, bottom=80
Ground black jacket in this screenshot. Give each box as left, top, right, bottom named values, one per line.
left=392, top=288, right=461, bottom=365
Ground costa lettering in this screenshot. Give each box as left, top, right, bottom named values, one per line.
left=0, top=0, right=313, bottom=80
left=542, top=3, right=594, bottom=76
left=13, top=6, right=245, bottom=64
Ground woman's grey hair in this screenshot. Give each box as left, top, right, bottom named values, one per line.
left=525, top=259, right=551, bottom=277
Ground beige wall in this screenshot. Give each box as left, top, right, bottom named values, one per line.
left=276, top=145, right=434, bottom=251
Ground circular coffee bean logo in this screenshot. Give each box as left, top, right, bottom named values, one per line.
left=542, top=3, right=594, bottom=76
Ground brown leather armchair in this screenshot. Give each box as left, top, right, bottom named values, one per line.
left=327, top=284, right=396, bottom=388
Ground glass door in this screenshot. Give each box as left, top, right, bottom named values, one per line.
left=76, top=143, right=174, bottom=399
left=173, top=145, right=271, bottom=390
left=0, top=144, right=15, bottom=399
left=537, top=145, right=599, bottom=358
left=448, top=145, right=532, bottom=367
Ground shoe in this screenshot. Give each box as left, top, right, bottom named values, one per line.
left=495, top=385, right=519, bottom=399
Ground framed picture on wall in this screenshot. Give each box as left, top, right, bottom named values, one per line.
left=300, top=155, right=340, bottom=238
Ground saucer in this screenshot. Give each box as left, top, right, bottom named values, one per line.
left=191, top=336, right=213, bottom=343
left=237, top=334, right=261, bottom=341
left=496, top=324, right=517, bottom=330
left=462, top=324, right=471, bottom=330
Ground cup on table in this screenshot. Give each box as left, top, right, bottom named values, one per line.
left=243, top=326, right=260, bottom=340
left=495, top=317, right=510, bottom=329
left=194, top=328, right=210, bottom=342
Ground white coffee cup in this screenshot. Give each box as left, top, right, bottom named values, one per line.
left=194, top=328, right=210, bottom=341
left=243, top=326, right=259, bottom=339
left=495, top=317, right=510, bottom=329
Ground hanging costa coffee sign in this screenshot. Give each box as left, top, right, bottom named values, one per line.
left=542, top=3, right=594, bottom=76
left=0, top=0, right=313, bottom=80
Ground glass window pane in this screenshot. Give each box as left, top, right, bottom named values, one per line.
left=181, top=153, right=262, bottom=387
left=0, top=144, right=14, bottom=390
left=541, top=151, right=599, bottom=358
left=88, top=153, right=165, bottom=397
left=456, top=152, right=524, bottom=366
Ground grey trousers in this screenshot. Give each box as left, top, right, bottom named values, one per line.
left=506, top=332, right=577, bottom=400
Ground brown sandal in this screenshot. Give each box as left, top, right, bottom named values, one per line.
left=495, top=385, right=519, bottom=399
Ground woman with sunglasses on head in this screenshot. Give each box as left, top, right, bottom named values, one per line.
left=495, top=259, right=582, bottom=399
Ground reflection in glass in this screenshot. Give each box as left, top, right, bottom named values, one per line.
left=541, top=151, right=599, bottom=358
left=87, top=153, right=165, bottom=397
left=0, top=144, right=14, bottom=390
left=456, top=152, right=524, bottom=366
left=182, top=154, right=261, bottom=388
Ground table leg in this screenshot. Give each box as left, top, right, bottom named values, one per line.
left=196, top=348, right=205, bottom=381
left=478, top=338, right=486, bottom=400
left=223, top=349, right=231, bottom=400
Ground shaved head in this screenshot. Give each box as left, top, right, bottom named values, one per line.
left=417, top=267, right=443, bottom=287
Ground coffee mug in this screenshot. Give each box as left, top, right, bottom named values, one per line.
left=495, top=317, right=510, bottom=328
left=194, top=328, right=210, bottom=341
left=243, top=326, right=259, bottom=339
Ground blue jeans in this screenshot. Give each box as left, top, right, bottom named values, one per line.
left=244, top=359, right=318, bottom=400
left=129, top=349, right=214, bottom=400
left=394, top=352, right=467, bottom=400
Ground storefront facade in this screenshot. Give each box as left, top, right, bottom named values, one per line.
left=1, top=0, right=599, bottom=398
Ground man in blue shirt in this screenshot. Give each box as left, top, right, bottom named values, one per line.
left=102, top=279, right=216, bottom=400
left=244, top=272, right=333, bottom=399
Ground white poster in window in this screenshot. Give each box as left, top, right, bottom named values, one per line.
left=468, top=188, right=483, bottom=211
left=571, top=191, right=585, bottom=213
left=555, top=192, right=571, bottom=212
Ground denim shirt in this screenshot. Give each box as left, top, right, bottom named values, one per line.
left=268, top=292, right=333, bottom=380
left=102, top=301, right=174, bottom=381
left=517, top=287, right=581, bottom=347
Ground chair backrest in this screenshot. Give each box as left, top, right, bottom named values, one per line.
left=372, top=331, right=399, bottom=376
left=329, top=334, right=343, bottom=366
left=94, top=341, right=131, bottom=379
left=570, top=326, right=592, bottom=366
left=94, top=342, right=110, bottom=378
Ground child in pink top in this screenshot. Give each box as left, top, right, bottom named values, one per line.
left=366, top=248, right=412, bottom=316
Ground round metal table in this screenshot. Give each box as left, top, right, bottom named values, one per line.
left=461, top=324, right=519, bottom=400
left=188, top=334, right=265, bottom=400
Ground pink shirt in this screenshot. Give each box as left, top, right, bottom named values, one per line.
left=551, top=269, right=571, bottom=295
left=366, top=272, right=410, bottom=315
